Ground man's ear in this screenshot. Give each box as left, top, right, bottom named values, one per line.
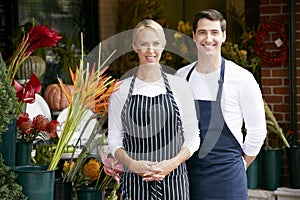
left=192, top=32, right=197, bottom=43
left=222, top=31, right=226, bottom=43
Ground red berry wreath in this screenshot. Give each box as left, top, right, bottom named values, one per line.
left=254, top=20, right=288, bottom=65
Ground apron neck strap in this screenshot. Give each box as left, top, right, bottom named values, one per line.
left=185, top=58, right=225, bottom=101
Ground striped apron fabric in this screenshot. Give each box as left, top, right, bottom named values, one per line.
left=185, top=58, right=248, bottom=200
left=120, top=70, right=189, bottom=200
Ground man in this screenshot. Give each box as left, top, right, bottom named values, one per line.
left=176, top=9, right=267, bottom=200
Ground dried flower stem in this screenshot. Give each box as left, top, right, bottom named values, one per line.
left=264, top=100, right=290, bottom=148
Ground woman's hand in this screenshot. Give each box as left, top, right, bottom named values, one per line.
left=142, top=159, right=175, bottom=182
left=128, top=160, right=163, bottom=177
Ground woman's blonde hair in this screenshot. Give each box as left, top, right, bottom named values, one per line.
left=132, top=19, right=166, bottom=48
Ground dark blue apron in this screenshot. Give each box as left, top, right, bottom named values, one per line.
left=185, top=58, right=248, bottom=200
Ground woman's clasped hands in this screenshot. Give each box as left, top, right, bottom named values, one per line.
left=128, top=159, right=176, bottom=182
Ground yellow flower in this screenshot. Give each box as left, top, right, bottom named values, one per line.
left=239, top=50, right=247, bottom=61
left=63, top=160, right=75, bottom=174
left=83, top=158, right=101, bottom=180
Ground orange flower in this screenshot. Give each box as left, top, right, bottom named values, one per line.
left=63, top=160, right=75, bottom=175
left=83, top=158, right=101, bottom=180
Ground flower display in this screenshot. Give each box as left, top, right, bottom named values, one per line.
left=96, top=147, right=123, bottom=189
left=7, top=22, right=62, bottom=81
left=83, top=158, right=101, bottom=181
left=70, top=151, right=122, bottom=191
left=47, top=40, right=120, bottom=171
left=17, top=112, right=59, bottom=143
left=222, top=28, right=261, bottom=77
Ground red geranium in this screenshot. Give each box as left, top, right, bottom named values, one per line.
left=17, top=112, right=60, bottom=143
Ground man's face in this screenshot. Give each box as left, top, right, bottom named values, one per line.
left=193, top=18, right=226, bottom=57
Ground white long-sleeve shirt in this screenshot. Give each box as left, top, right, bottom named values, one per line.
left=176, top=59, right=267, bottom=157
left=108, top=74, right=200, bottom=157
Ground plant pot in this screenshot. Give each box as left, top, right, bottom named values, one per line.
left=261, top=148, right=282, bottom=190
left=247, top=156, right=259, bottom=189
left=13, top=165, right=56, bottom=200
left=0, top=119, right=16, bottom=167
left=286, top=145, right=300, bottom=189
left=76, top=186, right=104, bottom=200
left=55, top=180, right=73, bottom=200
left=16, top=139, right=32, bottom=166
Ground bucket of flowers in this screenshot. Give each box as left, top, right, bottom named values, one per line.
left=16, top=112, right=60, bottom=166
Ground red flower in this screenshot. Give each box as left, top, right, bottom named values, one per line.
left=17, top=112, right=60, bottom=143
left=13, top=73, right=42, bottom=104
left=26, top=25, right=62, bottom=56
left=33, top=114, right=48, bottom=132
left=17, top=113, right=33, bottom=134
left=8, top=22, right=62, bottom=81
left=47, top=120, right=60, bottom=138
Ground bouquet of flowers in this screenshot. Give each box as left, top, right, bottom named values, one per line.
left=17, top=112, right=59, bottom=143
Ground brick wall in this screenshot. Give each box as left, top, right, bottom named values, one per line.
left=259, top=0, right=300, bottom=186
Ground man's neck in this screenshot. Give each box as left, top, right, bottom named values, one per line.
left=196, top=55, right=222, bottom=74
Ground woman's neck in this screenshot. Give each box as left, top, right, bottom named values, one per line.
left=136, top=63, right=162, bottom=82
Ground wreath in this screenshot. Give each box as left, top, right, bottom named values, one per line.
left=254, top=20, right=288, bottom=65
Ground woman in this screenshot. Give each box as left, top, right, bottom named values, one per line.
left=108, top=19, right=200, bottom=200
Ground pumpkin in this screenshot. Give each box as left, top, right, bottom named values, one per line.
left=43, top=84, right=74, bottom=111
left=15, top=56, right=46, bottom=79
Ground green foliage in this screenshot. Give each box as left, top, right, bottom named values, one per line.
left=0, top=54, right=18, bottom=140
left=221, top=29, right=262, bottom=83
left=0, top=154, right=27, bottom=200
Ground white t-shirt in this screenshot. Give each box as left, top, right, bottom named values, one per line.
left=108, top=73, right=200, bottom=157
left=176, top=59, right=267, bottom=157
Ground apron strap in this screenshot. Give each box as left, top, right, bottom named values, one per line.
left=121, top=75, right=136, bottom=127
left=216, top=58, right=225, bottom=101
left=161, top=68, right=183, bottom=135
left=185, top=58, right=226, bottom=102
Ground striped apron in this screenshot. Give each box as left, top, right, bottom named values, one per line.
left=120, top=70, right=189, bottom=200
left=185, top=58, right=248, bottom=200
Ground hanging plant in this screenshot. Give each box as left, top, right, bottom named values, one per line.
left=253, top=20, right=288, bottom=65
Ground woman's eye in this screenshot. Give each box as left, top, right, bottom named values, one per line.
left=153, top=42, right=161, bottom=47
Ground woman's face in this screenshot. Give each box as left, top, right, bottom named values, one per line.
left=134, top=28, right=164, bottom=66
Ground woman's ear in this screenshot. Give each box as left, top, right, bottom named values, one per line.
left=132, top=43, right=138, bottom=53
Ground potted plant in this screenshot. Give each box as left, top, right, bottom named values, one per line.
left=0, top=154, right=27, bottom=199
left=0, top=54, right=18, bottom=166
left=261, top=100, right=290, bottom=191
left=16, top=112, right=60, bottom=166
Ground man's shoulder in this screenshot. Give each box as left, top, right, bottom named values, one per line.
left=224, top=59, right=252, bottom=75
left=176, top=62, right=197, bottom=78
